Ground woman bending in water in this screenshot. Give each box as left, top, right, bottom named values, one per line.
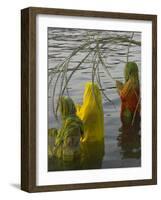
left=116, top=62, right=140, bottom=129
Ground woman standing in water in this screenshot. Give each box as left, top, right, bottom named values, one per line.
left=116, top=62, right=140, bottom=129
left=76, top=82, right=104, bottom=143
left=49, top=81, right=105, bottom=169
left=76, top=82, right=105, bottom=169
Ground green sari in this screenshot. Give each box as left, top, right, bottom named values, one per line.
left=49, top=96, right=84, bottom=161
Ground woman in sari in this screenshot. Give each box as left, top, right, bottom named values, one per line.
left=116, top=62, right=140, bottom=129
left=49, top=96, right=84, bottom=161
left=76, top=82, right=104, bottom=143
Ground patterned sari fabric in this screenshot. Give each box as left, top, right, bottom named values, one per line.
left=49, top=96, right=84, bottom=161
left=116, top=62, right=140, bottom=128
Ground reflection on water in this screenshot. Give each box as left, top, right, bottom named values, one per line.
left=80, top=141, right=104, bottom=170
left=117, top=126, right=141, bottom=160
left=48, top=27, right=141, bottom=171
left=48, top=141, right=105, bottom=171
left=118, top=131, right=141, bottom=159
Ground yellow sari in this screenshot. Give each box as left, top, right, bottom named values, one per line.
left=76, top=82, right=104, bottom=142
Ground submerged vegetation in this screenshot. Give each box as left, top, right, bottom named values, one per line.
left=48, top=32, right=141, bottom=120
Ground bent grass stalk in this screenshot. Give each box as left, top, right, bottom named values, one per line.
left=95, top=41, right=117, bottom=109
left=49, top=34, right=141, bottom=120
left=126, top=32, right=134, bottom=63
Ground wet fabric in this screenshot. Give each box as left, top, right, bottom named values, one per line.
left=116, top=62, right=140, bottom=127
left=76, top=82, right=104, bottom=142
left=50, top=96, right=84, bottom=161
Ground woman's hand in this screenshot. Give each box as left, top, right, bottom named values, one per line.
left=116, top=80, right=123, bottom=93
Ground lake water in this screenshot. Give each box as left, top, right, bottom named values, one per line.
left=48, top=27, right=141, bottom=171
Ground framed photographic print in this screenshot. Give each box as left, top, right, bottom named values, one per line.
left=21, top=7, right=157, bottom=192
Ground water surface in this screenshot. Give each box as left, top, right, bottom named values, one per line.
left=48, top=27, right=141, bottom=171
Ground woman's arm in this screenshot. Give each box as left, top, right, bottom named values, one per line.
left=116, top=80, right=124, bottom=94
left=120, top=79, right=133, bottom=100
